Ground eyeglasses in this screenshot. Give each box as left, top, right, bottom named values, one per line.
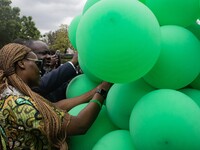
left=25, top=58, right=43, bottom=70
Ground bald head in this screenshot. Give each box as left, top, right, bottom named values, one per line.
left=30, top=40, right=49, bottom=53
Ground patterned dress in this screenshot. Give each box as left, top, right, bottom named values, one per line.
left=0, top=86, right=67, bottom=150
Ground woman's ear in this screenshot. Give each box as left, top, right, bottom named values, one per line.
left=16, top=60, right=25, bottom=70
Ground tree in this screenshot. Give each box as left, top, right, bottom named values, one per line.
left=0, top=0, right=40, bottom=48
left=0, top=0, right=20, bottom=47
left=18, top=16, right=40, bottom=40
left=43, top=24, right=72, bottom=53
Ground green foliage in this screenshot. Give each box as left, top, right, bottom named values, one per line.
left=0, top=0, right=40, bottom=48
left=43, top=24, right=71, bottom=53
left=18, top=16, right=41, bottom=40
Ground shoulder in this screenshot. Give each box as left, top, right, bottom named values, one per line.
left=3, top=95, right=35, bottom=107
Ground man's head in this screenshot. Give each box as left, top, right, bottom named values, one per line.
left=14, top=39, right=51, bottom=75
left=27, top=40, right=50, bottom=59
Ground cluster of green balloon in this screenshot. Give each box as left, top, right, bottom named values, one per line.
left=93, top=130, right=135, bottom=150
left=106, top=79, right=155, bottom=130
left=68, top=15, right=82, bottom=50
left=82, top=0, right=100, bottom=14
left=66, top=74, right=99, bottom=98
left=78, top=55, right=102, bottom=83
left=68, top=104, right=118, bottom=150
left=179, top=88, right=200, bottom=107
left=143, top=25, right=200, bottom=89
left=129, top=89, right=200, bottom=150
left=76, top=0, right=161, bottom=83
left=144, top=0, right=200, bottom=27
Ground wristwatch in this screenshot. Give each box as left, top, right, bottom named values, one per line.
left=96, top=88, right=108, bottom=98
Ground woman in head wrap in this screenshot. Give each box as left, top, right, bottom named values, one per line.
left=0, top=43, right=112, bottom=150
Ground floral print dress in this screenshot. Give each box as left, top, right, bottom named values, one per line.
left=0, top=86, right=66, bottom=150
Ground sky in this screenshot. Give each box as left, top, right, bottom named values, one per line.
left=11, top=0, right=87, bottom=34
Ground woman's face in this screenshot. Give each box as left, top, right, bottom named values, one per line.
left=22, top=52, right=42, bottom=88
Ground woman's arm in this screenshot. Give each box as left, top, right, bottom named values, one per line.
left=53, top=87, right=97, bottom=111
left=63, top=82, right=112, bottom=136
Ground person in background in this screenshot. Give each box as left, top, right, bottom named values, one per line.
left=0, top=43, right=112, bottom=150
left=21, top=40, right=58, bottom=75
left=13, top=39, right=79, bottom=102
left=50, top=49, right=61, bottom=69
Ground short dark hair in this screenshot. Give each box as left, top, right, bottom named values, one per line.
left=13, top=38, right=26, bottom=45
left=13, top=39, right=35, bottom=50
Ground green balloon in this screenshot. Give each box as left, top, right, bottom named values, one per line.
left=145, top=0, right=200, bottom=27
left=82, top=0, right=101, bottom=14
left=180, top=88, right=200, bottom=107
left=143, top=25, right=200, bottom=89
left=78, top=55, right=102, bottom=83
left=77, top=0, right=161, bottom=83
left=186, top=21, right=200, bottom=40
left=138, top=0, right=146, bottom=4
left=69, top=104, right=118, bottom=150
left=190, top=73, right=200, bottom=90
left=93, top=130, right=135, bottom=150
left=130, top=89, right=200, bottom=150
left=66, top=74, right=99, bottom=98
left=68, top=15, right=82, bottom=50
left=106, top=79, right=155, bottom=129
left=69, top=103, right=87, bottom=115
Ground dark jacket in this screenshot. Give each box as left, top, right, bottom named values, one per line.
left=32, top=62, right=77, bottom=102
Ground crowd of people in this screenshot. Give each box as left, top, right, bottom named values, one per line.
left=0, top=40, right=112, bottom=149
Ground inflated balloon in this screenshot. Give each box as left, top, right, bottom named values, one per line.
left=77, top=0, right=161, bottom=83
left=190, top=74, right=200, bottom=90
left=130, top=89, right=200, bottom=150
left=106, top=79, right=155, bottom=129
left=93, top=130, right=135, bottom=150
left=68, top=15, right=82, bottom=50
left=180, top=88, right=200, bottom=107
left=82, top=0, right=101, bottom=14
left=139, top=0, right=146, bottom=4
left=186, top=21, right=200, bottom=40
left=66, top=74, right=99, bottom=98
left=69, top=103, right=87, bottom=115
left=69, top=104, right=118, bottom=150
left=78, top=55, right=102, bottom=83
left=143, top=25, right=200, bottom=89
left=145, top=0, right=200, bottom=27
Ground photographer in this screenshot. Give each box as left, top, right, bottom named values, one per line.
left=45, top=50, right=61, bottom=73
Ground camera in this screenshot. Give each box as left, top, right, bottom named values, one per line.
left=55, top=50, right=60, bottom=57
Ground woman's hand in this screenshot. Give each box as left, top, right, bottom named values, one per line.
left=97, top=82, right=113, bottom=91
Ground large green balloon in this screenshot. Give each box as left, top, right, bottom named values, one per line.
left=93, top=130, right=135, bottom=150
left=145, top=0, right=200, bottom=27
left=68, top=15, right=82, bottom=50
left=76, top=0, right=161, bottom=83
left=130, top=89, right=200, bottom=150
left=82, top=0, right=101, bottom=14
left=143, top=25, right=200, bottom=89
left=180, top=88, right=200, bottom=107
left=186, top=21, right=200, bottom=40
left=106, top=79, right=155, bottom=129
left=66, top=74, right=99, bottom=98
left=78, top=55, right=102, bottom=83
left=69, top=104, right=118, bottom=150
left=139, top=0, right=146, bottom=4
left=190, top=73, right=200, bottom=90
